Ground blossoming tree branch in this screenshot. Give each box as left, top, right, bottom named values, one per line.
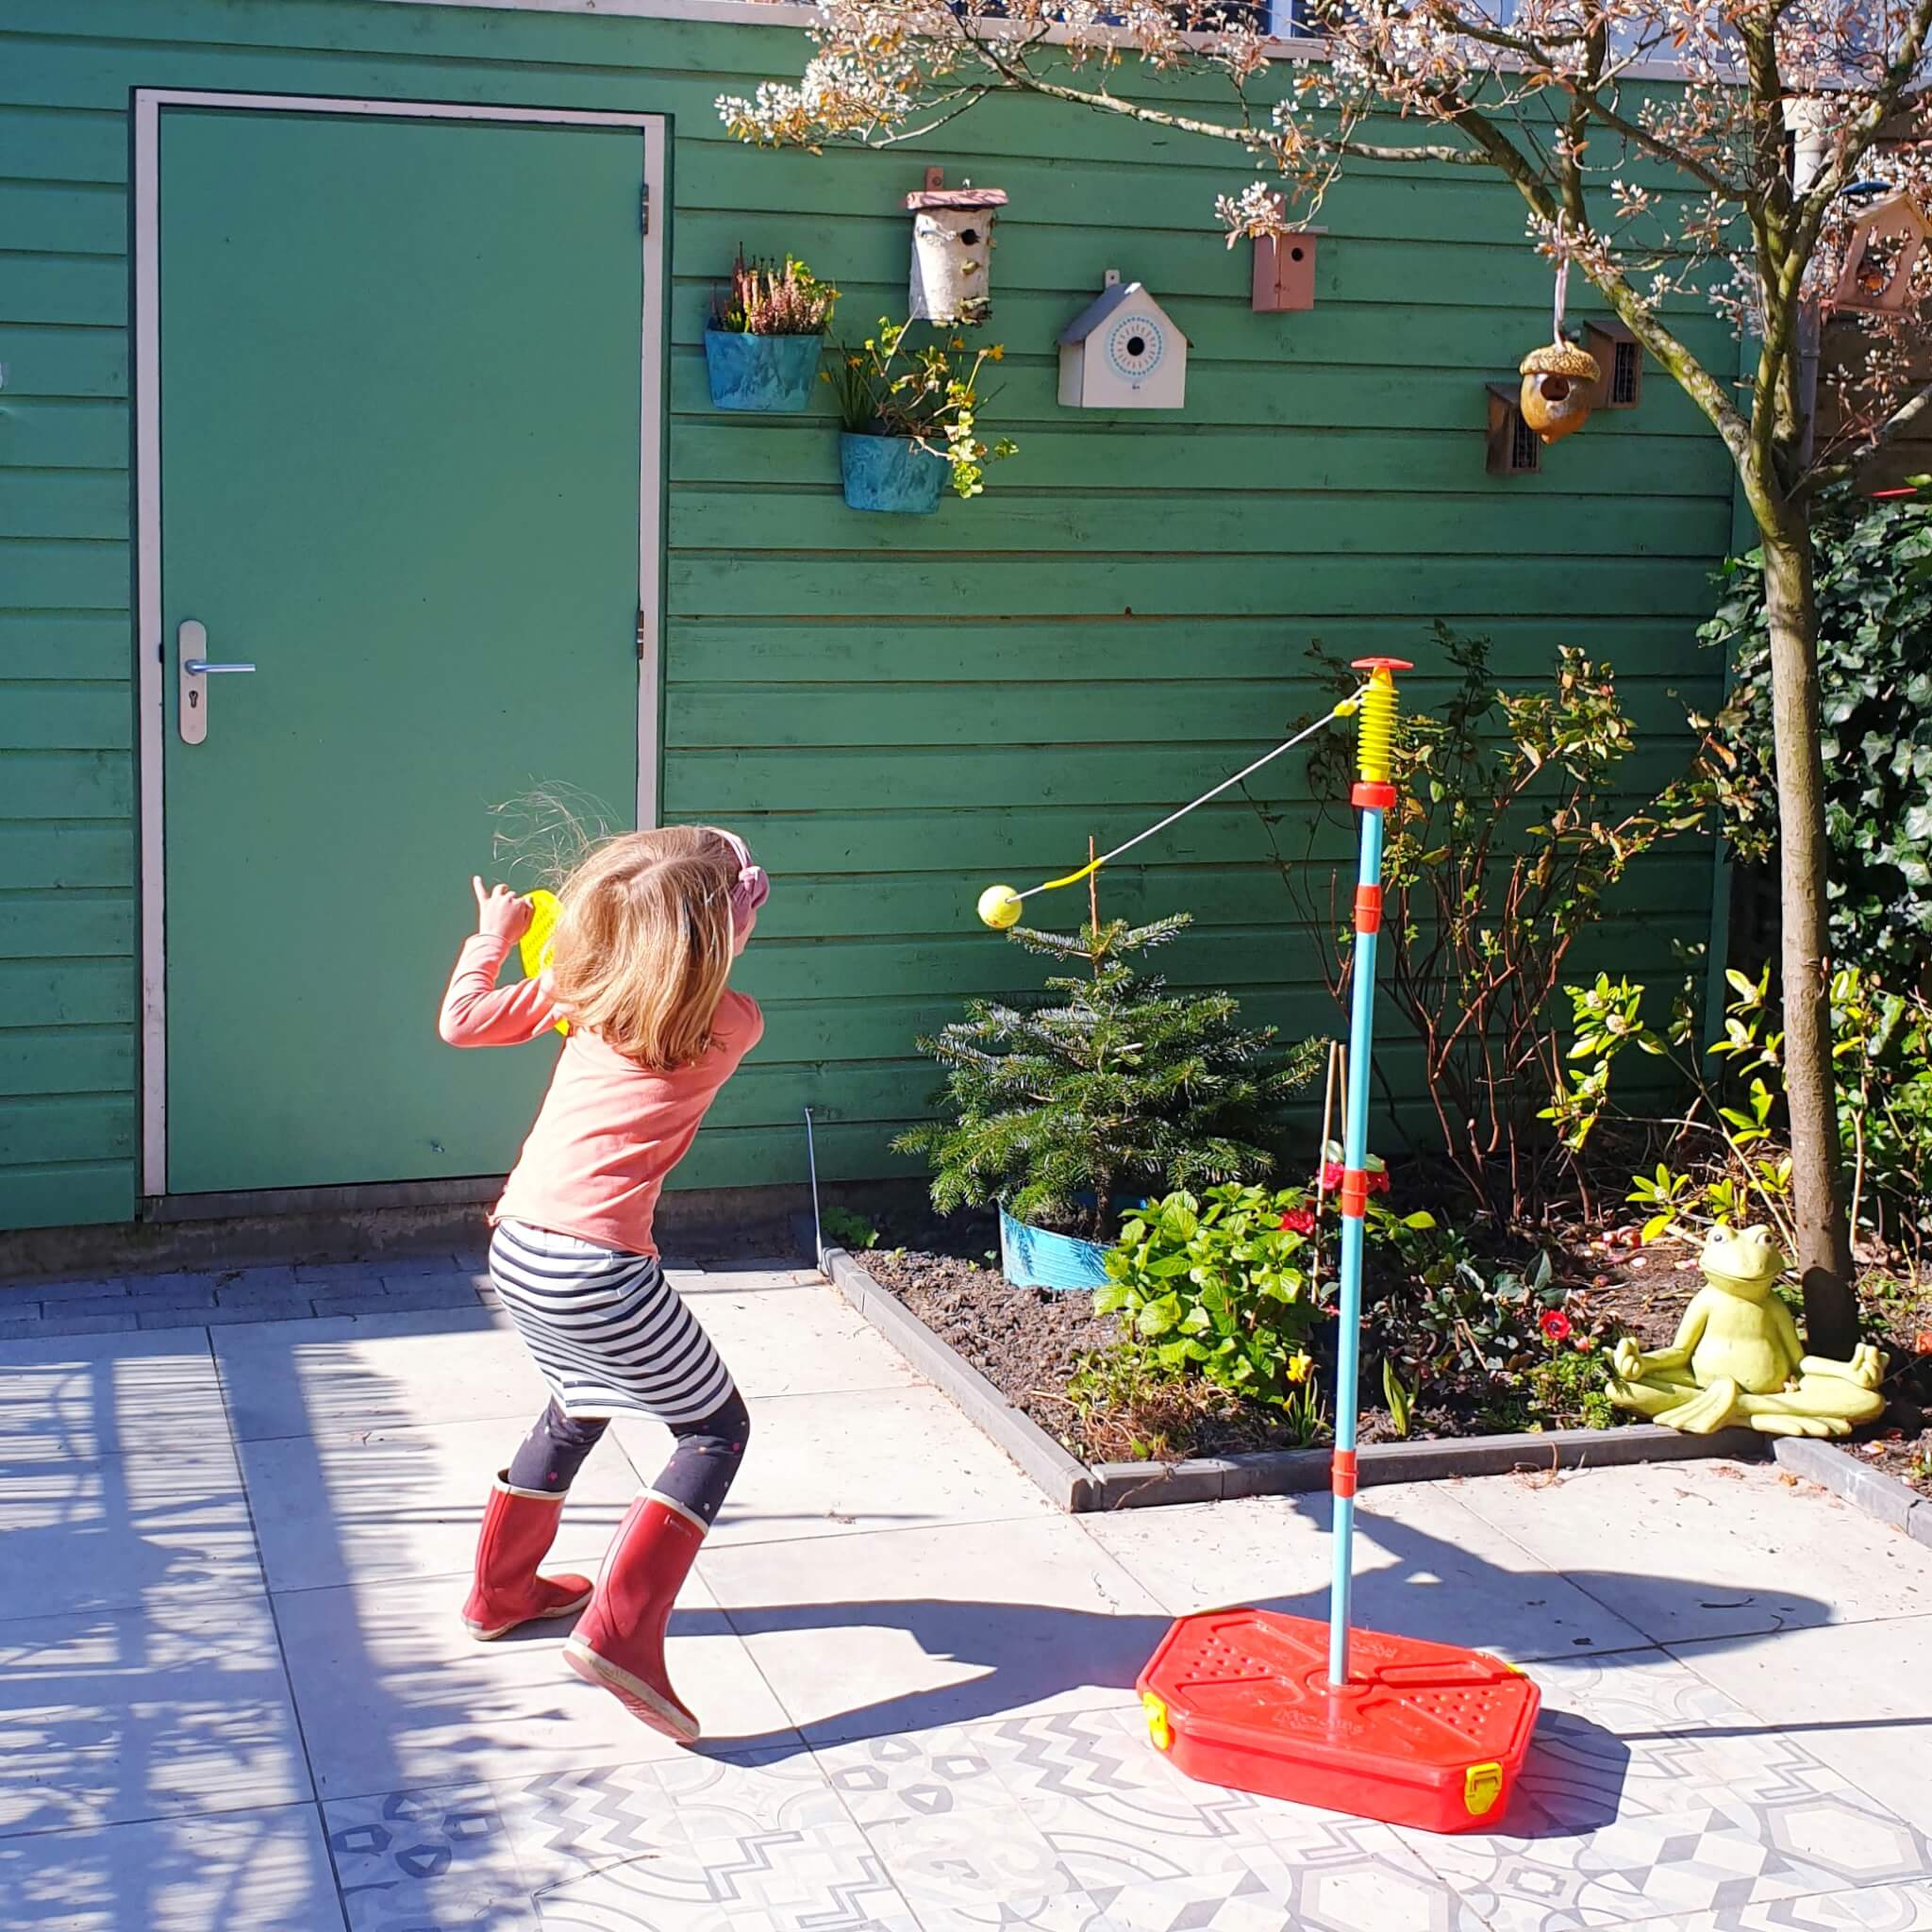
left=724, top=0, right=1932, bottom=1353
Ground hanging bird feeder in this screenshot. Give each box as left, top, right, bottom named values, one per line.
left=906, top=168, right=1008, bottom=326
left=1832, top=187, right=1932, bottom=316
left=1517, top=259, right=1599, bottom=445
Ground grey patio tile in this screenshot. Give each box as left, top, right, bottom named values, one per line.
left=214, top=1307, right=534, bottom=1442
left=1081, top=1481, right=1652, bottom=1662
left=0, top=1436, right=261, bottom=1619
left=0, top=1313, right=130, bottom=1343
left=657, top=1275, right=919, bottom=1399
left=1619, top=1882, right=1932, bottom=1929
left=14, top=1278, right=127, bottom=1307
left=1668, top=1616, right=1932, bottom=1836
left=617, top=1383, right=1056, bottom=1552
left=0, top=1329, right=225, bottom=1457
left=239, top=1416, right=642, bottom=1592
left=812, top=1724, right=1015, bottom=1828
left=214, top=1277, right=321, bottom=1309
left=138, top=1302, right=300, bottom=1330
left=528, top=1815, right=921, bottom=1931
left=698, top=1515, right=1170, bottom=1745
left=25, top=1292, right=167, bottom=1324
left=0, top=1596, right=309, bottom=1838
left=0, top=1803, right=344, bottom=1931
left=311, top=1283, right=485, bottom=1320
left=1449, top=1458, right=1932, bottom=1641
left=325, top=1781, right=530, bottom=1932
left=275, top=1564, right=794, bottom=1800
left=859, top=1797, right=1089, bottom=1924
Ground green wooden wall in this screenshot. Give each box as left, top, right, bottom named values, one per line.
left=0, top=0, right=1735, bottom=1229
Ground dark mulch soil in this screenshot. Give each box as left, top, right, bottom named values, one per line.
left=846, top=1195, right=1932, bottom=1492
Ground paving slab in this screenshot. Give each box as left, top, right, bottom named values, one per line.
left=669, top=1274, right=921, bottom=1398
left=698, top=1514, right=1170, bottom=1745
left=238, top=1416, right=645, bottom=1592
left=274, top=1564, right=795, bottom=1799
left=0, top=1436, right=263, bottom=1619
left=0, top=1803, right=345, bottom=1931
left=1668, top=1616, right=1932, bottom=1838
left=0, top=1595, right=309, bottom=1839
left=1448, top=1457, right=1932, bottom=1641
left=1082, top=1480, right=1653, bottom=1662
left=0, top=1329, right=225, bottom=1457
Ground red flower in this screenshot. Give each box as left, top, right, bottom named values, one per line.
left=1316, top=1163, right=1390, bottom=1195
left=1278, top=1207, right=1317, bottom=1234
left=1540, top=1309, right=1573, bottom=1343
left=1320, top=1161, right=1344, bottom=1191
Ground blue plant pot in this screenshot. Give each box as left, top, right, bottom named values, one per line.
left=840, top=432, right=944, bottom=514
left=703, top=328, right=822, bottom=412
left=999, top=1205, right=1113, bottom=1293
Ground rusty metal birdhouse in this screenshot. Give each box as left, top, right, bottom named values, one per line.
left=1518, top=336, right=1600, bottom=445
left=907, top=168, right=1008, bottom=325
left=1833, top=189, right=1932, bottom=316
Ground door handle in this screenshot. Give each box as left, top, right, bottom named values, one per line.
left=177, top=621, right=255, bottom=744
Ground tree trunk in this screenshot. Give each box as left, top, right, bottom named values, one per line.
left=1758, top=518, right=1859, bottom=1355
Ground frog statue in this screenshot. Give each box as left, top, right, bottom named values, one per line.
left=1607, top=1224, right=1887, bottom=1438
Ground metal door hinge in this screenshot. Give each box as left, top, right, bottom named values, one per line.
left=637, top=608, right=649, bottom=661
left=640, top=185, right=650, bottom=235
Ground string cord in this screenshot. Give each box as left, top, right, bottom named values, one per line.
left=1014, top=691, right=1365, bottom=904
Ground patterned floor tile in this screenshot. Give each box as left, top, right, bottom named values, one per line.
left=1623, top=1879, right=1932, bottom=1930
left=812, top=1726, right=1014, bottom=1827
left=325, top=1782, right=533, bottom=1931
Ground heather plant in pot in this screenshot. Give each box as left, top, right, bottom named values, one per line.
left=704, top=252, right=839, bottom=412
left=894, top=914, right=1321, bottom=1287
left=830, top=316, right=1016, bottom=512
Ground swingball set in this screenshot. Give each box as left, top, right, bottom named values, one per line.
left=975, top=658, right=1541, bottom=1835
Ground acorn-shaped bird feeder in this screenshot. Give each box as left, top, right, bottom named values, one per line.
left=1518, top=335, right=1601, bottom=443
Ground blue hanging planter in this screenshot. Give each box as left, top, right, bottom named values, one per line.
left=998, top=1205, right=1112, bottom=1293
left=704, top=328, right=823, bottom=413
left=840, top=432, right=944, bottom=514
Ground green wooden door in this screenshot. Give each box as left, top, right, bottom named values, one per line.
left=158, top=108, right=646, bottom=1195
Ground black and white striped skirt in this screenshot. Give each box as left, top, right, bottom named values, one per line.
left=488, top=1220, right=736, bottom=1424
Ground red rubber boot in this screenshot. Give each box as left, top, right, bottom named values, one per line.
left=564, top=1491, right=706, bottom=1743
left=460, top=1474, right=594, bottom=1641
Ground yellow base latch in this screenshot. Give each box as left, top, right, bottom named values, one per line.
left=1464, top=1761, right=1504, bottom=1816
left=1142, top=1692, right=1173, bottom=1752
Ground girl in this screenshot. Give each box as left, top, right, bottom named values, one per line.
left=437, top=824, right=769, bottom=1744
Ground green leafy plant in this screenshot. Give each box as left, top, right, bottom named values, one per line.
left=895, top=916, right=1321, bottom=1240
left=1381, top=1357, right=1414, bottom=1439
left=829, top=317, right=1016, bottom=498
left=1701, top=484, right=1932, bottom=987
left=820, top=1206, right=879, bottom=1252
left=712, top=252, right=838, bottom=335
left=1096, top=1185, right=1321, bottom=1408
left=1278, top=627, right=1713, bottom=1225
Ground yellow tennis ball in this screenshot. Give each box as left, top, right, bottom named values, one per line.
left=977, top=884, right=1023, bottom=930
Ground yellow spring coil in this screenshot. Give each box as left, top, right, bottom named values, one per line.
left=1357, top=667, right=1400, bottom=784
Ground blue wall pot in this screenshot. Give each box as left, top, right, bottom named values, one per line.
left=840, top=432, right=944, bottom=514
left=704, top=328, right=822, bottom=412
left=999, top=1204, right=1113, bottom=1293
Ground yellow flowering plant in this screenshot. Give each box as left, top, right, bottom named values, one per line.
left=827, top=316, right=1016, bottom=499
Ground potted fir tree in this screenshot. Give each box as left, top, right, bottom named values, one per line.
left=894, top=914, right=1319, bottom=1288
left=831, top=318, right=1016, bottom=512
left=705, top=254, right=838, bottom=412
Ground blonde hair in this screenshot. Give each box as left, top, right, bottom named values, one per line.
left=545, top=826, right=741, bottom=1070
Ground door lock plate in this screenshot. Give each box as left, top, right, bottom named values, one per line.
left=177, top=620, right=256, bottom=743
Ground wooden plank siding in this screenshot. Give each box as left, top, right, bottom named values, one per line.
left=0, top=0, right=1733, bottom=1226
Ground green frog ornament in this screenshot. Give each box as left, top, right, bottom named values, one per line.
left=1607, top=1224, right=1886, bottom=1438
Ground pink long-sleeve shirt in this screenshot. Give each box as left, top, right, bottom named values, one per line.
left=439, top=932, right=763, bottom=1257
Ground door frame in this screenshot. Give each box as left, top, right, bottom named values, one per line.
left=132, top=89, right=668, bottom=1200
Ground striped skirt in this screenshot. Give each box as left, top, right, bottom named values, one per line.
left=488, top=1220, right=735, bottom=1424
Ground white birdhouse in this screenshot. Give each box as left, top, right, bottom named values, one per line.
left=906, top=169, right=1008, bottom=325
left=1058, top=273, right=1188, bottom=409
left=1833, top=189, right=1932, bottom=316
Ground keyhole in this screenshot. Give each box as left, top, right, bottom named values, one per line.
left=189, top=689, right=201, bottom=710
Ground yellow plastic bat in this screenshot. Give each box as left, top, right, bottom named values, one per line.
left=517, top=889, right=569, bottom=1036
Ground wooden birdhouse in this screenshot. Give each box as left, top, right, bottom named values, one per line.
left=1584, top=318, right=1642, bottom=409
left=1058, top=273, right=1188, bottom=409
left=1833, top=189, right=1932, bottom=316
left=1486, top=383, right=1541, bottom=475
left=906, top=168, right=1008, bottom=325
left=1250, top=198, right=1325, bottom=311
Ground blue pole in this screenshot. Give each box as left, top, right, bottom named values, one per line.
left=1328, top=801, right=1384, bottom=1688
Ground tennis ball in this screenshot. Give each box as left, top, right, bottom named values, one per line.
left=977, top=884, right=1023, bottom=930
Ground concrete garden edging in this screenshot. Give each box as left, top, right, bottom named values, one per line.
left=1770, top=1437, right=1932, bottom=1549
left=819, top=1244, right=1769, bottom=1513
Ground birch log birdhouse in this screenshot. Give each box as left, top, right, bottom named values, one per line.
left=907, top=169, right=1008, bottom=325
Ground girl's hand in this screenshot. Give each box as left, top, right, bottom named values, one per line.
left=473, top=876, right=533, bottom=944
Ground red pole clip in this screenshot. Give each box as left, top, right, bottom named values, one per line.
left=1331, top=1448, right=1358, bottom=1498
left=1351, top=780, right=1396, bottom=810
left=1339, top=1169, right=1370, bottom=1219
left=1353, top=883, right=1383, bottom=935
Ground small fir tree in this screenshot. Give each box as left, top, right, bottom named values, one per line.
left=895, top=914, right=1322, bottom=1240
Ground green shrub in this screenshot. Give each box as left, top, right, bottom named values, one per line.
left=1702, top=484, right=1932, bottom=986
left=894, top=916, right=1321, bottom=1240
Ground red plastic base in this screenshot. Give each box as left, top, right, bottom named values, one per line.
left=1137, top=1609, right=1540, bottom=1835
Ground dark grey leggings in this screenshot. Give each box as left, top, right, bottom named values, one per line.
left=507, top=1391, right=750, bottom=1527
